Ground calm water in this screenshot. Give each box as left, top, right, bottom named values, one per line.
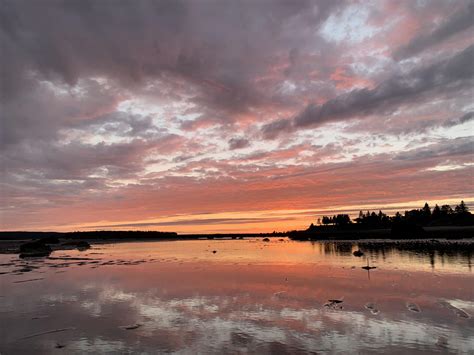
left=0, top=238, right=473, bottom=354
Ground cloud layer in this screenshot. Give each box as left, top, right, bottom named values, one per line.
left=1, top=0, right=473, bottom=232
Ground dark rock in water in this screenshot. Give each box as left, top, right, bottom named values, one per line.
left=406, top=302, right=421, bottom=313
left=19, top=241, right=52, bottom=258
left=17, top=327, right=75, bottom=340
left=262, top=238, right=270, bottom=242
left=273, top=291, right=287, bottom=298
left=212, top=250, right=217, bottom=254
left=62, top=241, right=91, bottom=250
left=19, top=251, right=52, bottom=258
left=76, top=241, right=90, bottom=250
left=13, top=277, right=44, bottom=283
left=40, top=236, right=60, bottom=244
left=55, top=343, right=66, bottom=349
left=324, top=298, right=344, bottom=309
left=439, top=300, right=470, bottom=318
left=353, top=250, right=364, bottom=257
left=31, top=315, right=50, bottom=320
left=365, top=302, right=380, bottom=315
left=20, top=240, right=48, bottom=253
left=362, top=259, right=376, bottom=270
left=121, top=323, right=142, bottom=330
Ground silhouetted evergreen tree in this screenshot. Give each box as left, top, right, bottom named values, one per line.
left=422, top=203, right=431, bottom=217
left=441, top=204, right=453, bottom=215
left=392, top=212, right=402, bottom=222
left=455, top=200, right=468, bottom=214
left=333, top=214, right=351, bottom=226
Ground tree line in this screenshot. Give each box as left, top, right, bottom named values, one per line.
left=310, top=201, right=472, bottom=229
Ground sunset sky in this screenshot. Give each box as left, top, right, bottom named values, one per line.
left=1, top=0, right=473, bottom=233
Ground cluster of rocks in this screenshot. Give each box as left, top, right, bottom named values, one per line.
left=19, top=238, right=90, bottom=258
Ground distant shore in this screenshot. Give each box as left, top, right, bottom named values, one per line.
left=288, top=225, right=474, bottom=241
left=0, top=226, right=473, bottom=256
left=0, top=230, right=281, bottom=255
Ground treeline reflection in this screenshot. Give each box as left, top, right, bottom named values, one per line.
left=310, top=241, right=473, bottom=271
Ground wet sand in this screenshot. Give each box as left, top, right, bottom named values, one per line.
left=0, top=238, right=473, bottom=354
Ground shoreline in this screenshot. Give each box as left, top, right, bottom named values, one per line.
left=288, top=225, right=474, bottom=241
left=0, top=226, right=473, bottom=256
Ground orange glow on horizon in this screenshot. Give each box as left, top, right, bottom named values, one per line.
left=6, top=197, right=471, bottom=234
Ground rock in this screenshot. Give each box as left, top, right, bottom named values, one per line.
left=406, top=302, right=421, bottom=313
left=40, top=236, right=60, bottom=244
left=353, top=250, right=364, bottom=257
left=19, top=241, right=52, bottom=258
left=17, top=327, right=75, bottom=340
left=212, top=250, right=217, bottom=254
left=13, top=277, right=44, bottom=283
left=273, top=291, right=288, bottom=299
left=76, top=241, right=91, bottom=251
left=324, top=298, right=344, bottom=309
left=62, top=241, right=91, bottom=251
left=262, top=238, right=270, bottom=242
left=31, top=315, right=50, bottom=320
left=365, top=302, right=380, bottom=315
left=279, top=239, right=285, bottom=242
left=362, top=259, right=376, bottom=270
left=439, top=300, right=470, bottom=318
left=121, top=323, right=142, bottom=330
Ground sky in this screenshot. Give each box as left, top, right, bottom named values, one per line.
left=1, top=0, right=473, bottom=233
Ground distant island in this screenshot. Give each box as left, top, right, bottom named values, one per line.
left=289, top=200, right=473, bottom=240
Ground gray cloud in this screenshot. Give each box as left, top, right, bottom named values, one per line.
left=394, top=2, right=474, bottom=60
left=262, top=45, right=474, bottom=138
left=228, top=137, right=250, bottom=150
left=72, top=111, right=161, bottom=138
left=0, top=78, right=119, bottom=147
left=0, top=0, right=340, bottom=100
left=0, top=0, right=346, bottom=156
left=444, top=111, right=474, bottom=128
left=1, top=134, right=183, bottom=182
left=395, top=136, right=474, bottom=162
left=261, top=119, right=293, bottom=140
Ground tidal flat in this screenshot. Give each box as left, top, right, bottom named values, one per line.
left=0, top=238, right=473, bottom=354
